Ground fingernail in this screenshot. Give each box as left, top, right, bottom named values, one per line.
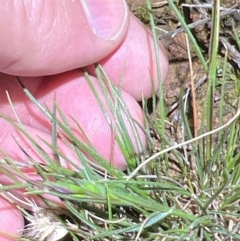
left=80, top=0, right=128, bottom=40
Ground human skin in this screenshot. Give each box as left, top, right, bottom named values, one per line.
left=0, top=1, right=169, bottom=240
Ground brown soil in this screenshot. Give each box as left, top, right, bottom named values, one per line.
left=125, top=0, right=240, bottom=181
left=127, top=0, right=240, bottom=136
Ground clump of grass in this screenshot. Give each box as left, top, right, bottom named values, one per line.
left=1, top=0, right=240, bottom=240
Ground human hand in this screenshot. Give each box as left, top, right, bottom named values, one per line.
left=0, top=1, right=168, bottom=240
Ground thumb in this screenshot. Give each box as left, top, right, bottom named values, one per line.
left=0, top=0, right=129, bottom=76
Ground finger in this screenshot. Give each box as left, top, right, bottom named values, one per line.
left=0, top=120, right=83, bottom=169
left=0, top=0, right=129, bottom=76
left=0, top=71, right=146, bottom=170
left=0, top=196, right=24, bottom=241
left=87, top=14, right=169, bottom=100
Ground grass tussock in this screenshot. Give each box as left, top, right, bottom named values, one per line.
left=1, top=0, right=240, bottom=240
